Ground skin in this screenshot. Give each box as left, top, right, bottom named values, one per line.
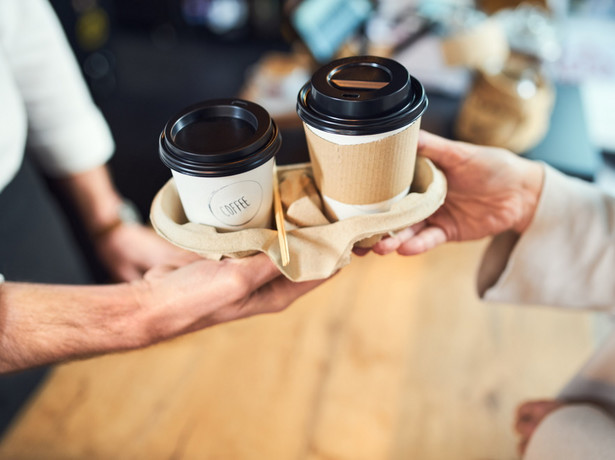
left=0, top=165, right=325, bottom=373
left=356, top=130, right=544, bottom=257
left=356, top=131, right=547, bottom=452
left=54, top=165, right=199, bottom=281
left=0, top=254, right=323, bottom=373
left=1, top=2, right=326, bottom=375
left=515, top=400, right=565, bottom=455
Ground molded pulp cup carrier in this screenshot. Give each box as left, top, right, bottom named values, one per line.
left=159, top=99, right=281, bottom=230
left=297, top=55, right=428, bottom=220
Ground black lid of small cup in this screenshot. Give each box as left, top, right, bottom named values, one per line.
left=159, top=99, right=281, bottom=177
left=297, top=56, right=428, bottom=135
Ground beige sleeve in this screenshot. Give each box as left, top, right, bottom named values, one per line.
left=477, top=164, right=615, bottom=311
left=524, top=404, right=615, bottom=460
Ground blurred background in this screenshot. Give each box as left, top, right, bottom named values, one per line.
left=1, top=2, right=614, bottom=458
left=48, top=0, right=615, bottom=220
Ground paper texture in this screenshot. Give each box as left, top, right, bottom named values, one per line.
left=303, top=122, right=420, bottom=205
left=150, top=156, right=446, bottom=281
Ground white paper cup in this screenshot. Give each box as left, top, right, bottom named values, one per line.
left=297, top=56, right=427, bottom=221
left=160, top=99, right=281, bottom=231
left=170, top=158, right=274, bottom=229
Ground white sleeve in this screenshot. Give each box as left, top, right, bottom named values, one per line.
left=478, top=164, right=615, bottom=311
left=1, top=0, right=114, bottom=176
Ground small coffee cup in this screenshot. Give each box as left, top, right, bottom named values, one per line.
left=159, top=99, right=281, bottom=230
left=296, top=55, right=428, bottom=220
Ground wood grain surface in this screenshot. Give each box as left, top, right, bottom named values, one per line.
left=0, top=240, right=595, bottom=460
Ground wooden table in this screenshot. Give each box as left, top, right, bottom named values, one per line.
left=0, top=240, right=595, bottom=459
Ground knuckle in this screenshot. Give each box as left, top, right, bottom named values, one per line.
left=225, top=269, right=253, bottom=298
left=268, top=299, right=290, bottom=314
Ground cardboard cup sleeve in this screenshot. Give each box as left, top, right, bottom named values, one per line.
left=150, top=156, right=447, bottom=282
left=304, top=123, right=419, bottom=205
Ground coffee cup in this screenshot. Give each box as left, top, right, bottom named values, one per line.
left=159, top=99, right=281, bottom=230
left=296, top=55, right=428, bottom=220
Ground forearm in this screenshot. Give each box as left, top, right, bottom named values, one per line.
left=55, top=165, right=126, bottom=237
left=0, top=281, right=147, bottom=373
left=0, top=253, right=322, bottom=373
left=479, top=164, right=615, bottom=310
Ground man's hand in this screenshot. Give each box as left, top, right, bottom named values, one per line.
left=133, top=253, right=324, bottom=340
left=367, top=131, right=544, bottom=256
left=94, top=223, right=199, bottom=281
left=54, top=165, right=199, bottom=281
left=0, top=253, right=325, bottom=373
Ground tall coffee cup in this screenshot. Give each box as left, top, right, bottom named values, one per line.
left=159, top=99, right=281, bottom=230
left=296, top=56, right=428, bottom=220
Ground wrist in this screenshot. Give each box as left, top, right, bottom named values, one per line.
left=91, top=198, right=142, bottom=240
left=512, top=160, right=544, bottom=234
left=126, top=278, right=174, bottom=347
left=56, top=166, right=142, bottom=240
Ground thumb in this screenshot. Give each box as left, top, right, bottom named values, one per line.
left=227, top=252, right=285, bottom=291
left=143, top=264, right=178, bottom=281
left=418, top=130, right=469, bottom=170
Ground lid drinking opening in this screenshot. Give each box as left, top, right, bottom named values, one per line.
left=328, top=63, right=392, bottom=93
left=296, top=56, right=428, bottom=135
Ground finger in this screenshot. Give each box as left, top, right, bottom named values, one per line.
left=114, top=264, right=143, bottom=282
left=164, top=253, right=203, bottom=271
left=518, top=438, right=529, bottom=456
left=515, top=415, right=538, bottom=439
left=417, top=130, right=468, bottom=168
left=228, top=252, right=286, bottom=290
left=396, top=225, right=448, bottom=255
left=417, top=129, right=437, bottom=149
left=515, top=400, right=563, bottom=434
left=371, top=231, right=406, bottom=255
left=372, top=222, right=425, bottom=255
left=515, top=401, right=535, bottom=434
left=514, top=400, right=565, bottom=456
left=143, top=264, right=178, bottom=281
left=188, top=275, right=328, bottom=330
left=352, top=247, right=371, bottom=256
left=245, top=276, right=327, bottom=316
left=143, top=244, right=202, bottom=271
left=515, top=416, right=542, bottom=455
left=169, top=248, right=203, bottom=265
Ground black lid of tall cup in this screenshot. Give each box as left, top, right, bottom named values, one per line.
left=297, top=56, right=428, bottom=135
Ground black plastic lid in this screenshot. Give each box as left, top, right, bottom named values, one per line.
left=159, top=99, right=281, bottom=177
left=297, top=56, right=428, bottom=135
